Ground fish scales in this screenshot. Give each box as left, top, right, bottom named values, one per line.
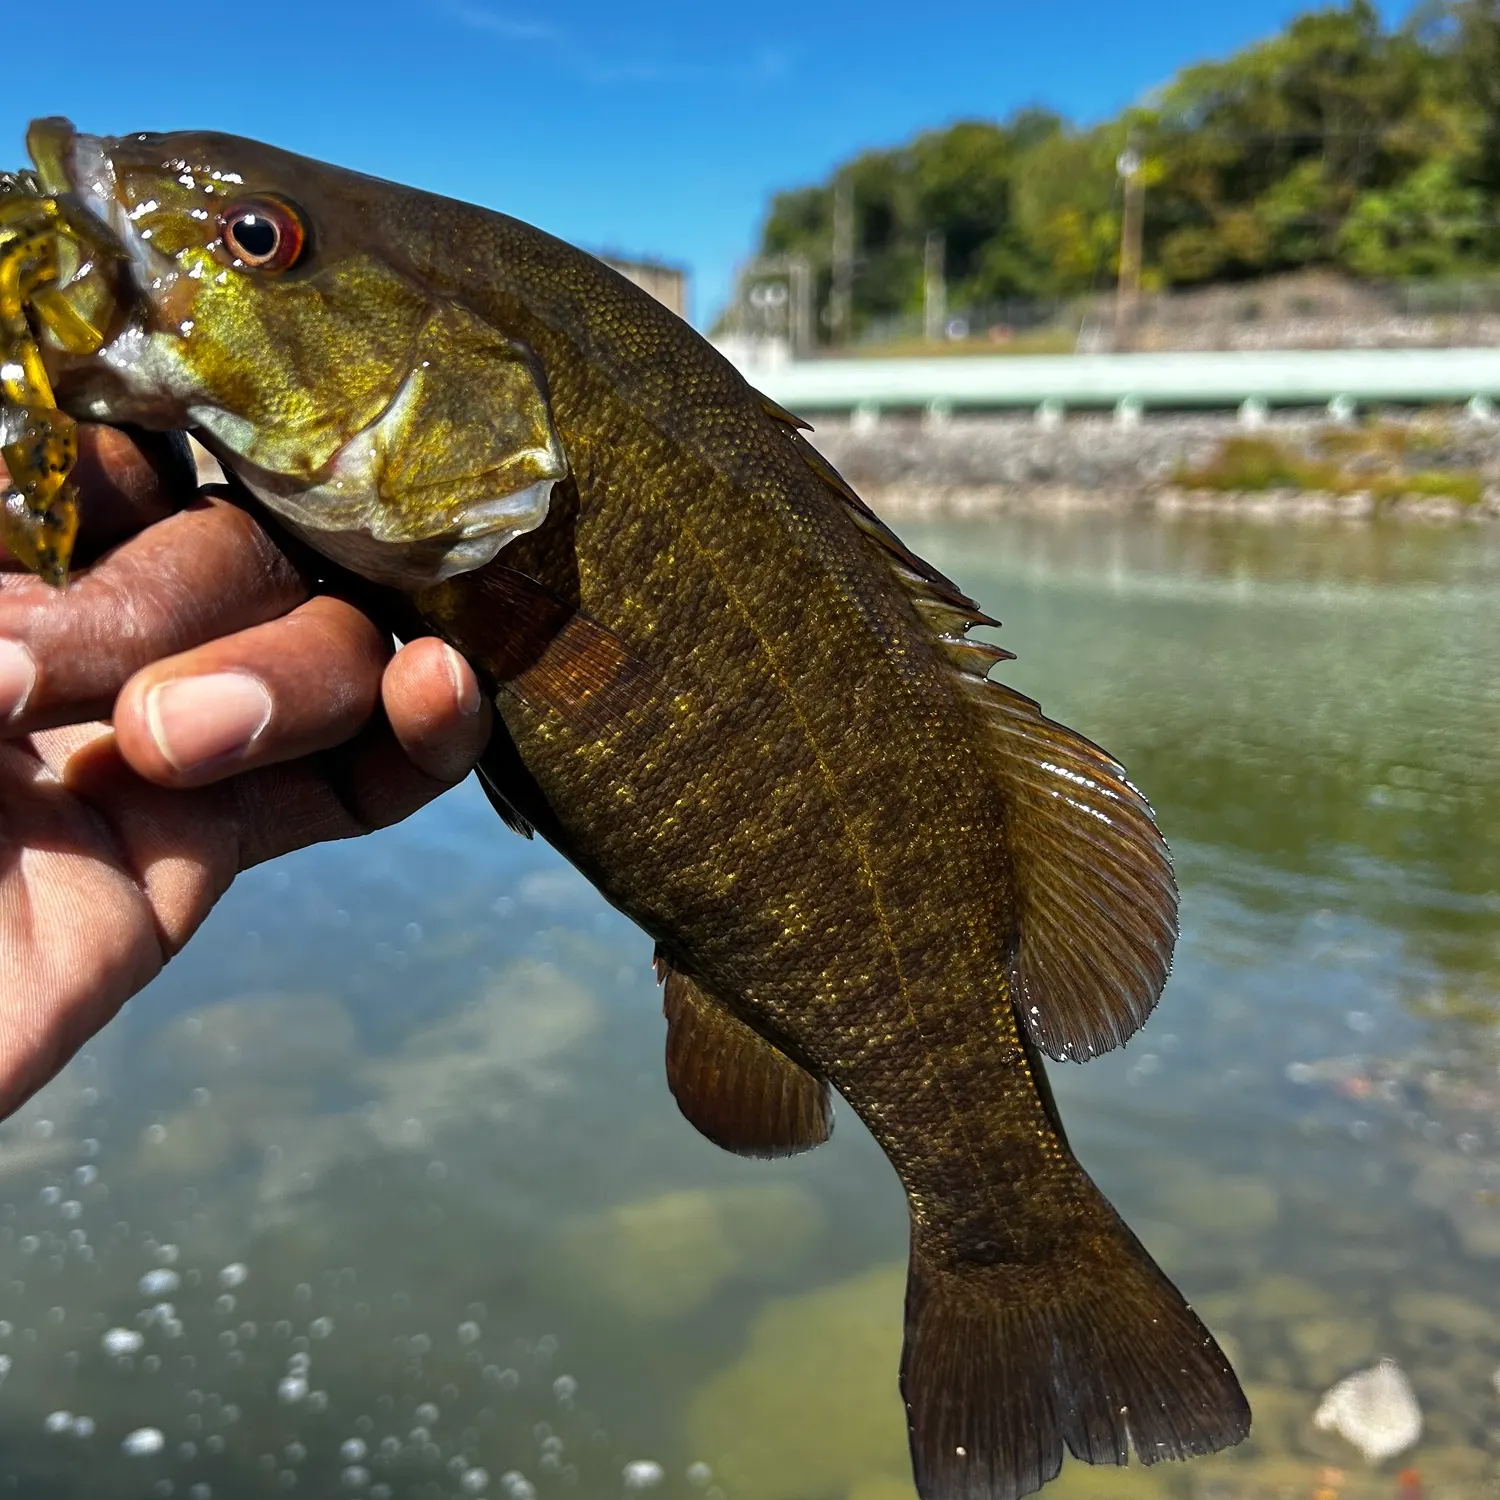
left=2, top=119, right=1250, bottom=1500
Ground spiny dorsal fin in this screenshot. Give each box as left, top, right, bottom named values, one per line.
left=655, top=952, right=833, bottom=1158
left=765, top=396, right=1177, bottom=1062
left=757, top=392, right=994, bottom=625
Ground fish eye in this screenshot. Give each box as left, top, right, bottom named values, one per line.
left=217, top=197, right=305, bottom=272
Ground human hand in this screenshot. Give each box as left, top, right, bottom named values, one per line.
left=0, top=425, right=491, bottom=1118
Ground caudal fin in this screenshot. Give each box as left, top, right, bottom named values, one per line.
left=900, top=1212, right=1249, bottom=1500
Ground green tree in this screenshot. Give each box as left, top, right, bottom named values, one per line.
left=739, top=0, right=1499, bottom=337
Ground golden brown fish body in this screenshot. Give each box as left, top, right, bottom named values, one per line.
left=5, top=121, right=1249, bottom=1499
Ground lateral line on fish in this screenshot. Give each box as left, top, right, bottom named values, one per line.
left=676, top=512, right=1003, bottom=1217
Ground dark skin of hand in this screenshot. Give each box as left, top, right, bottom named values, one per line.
left=0, top=425, right=492, bottom=1120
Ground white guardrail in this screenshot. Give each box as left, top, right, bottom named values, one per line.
left=736, top=348, right=1500, bottom=421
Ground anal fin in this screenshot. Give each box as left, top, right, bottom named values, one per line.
left=655, top=954, right=833, bottom=1158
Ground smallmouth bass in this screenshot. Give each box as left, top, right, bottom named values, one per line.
left=3, top=119, right=1250, bottom=1500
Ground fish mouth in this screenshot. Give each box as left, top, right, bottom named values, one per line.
left=26, top=117, right=173, bottom=291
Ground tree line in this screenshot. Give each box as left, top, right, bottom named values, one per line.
left=747, top=0, right=1500, bottom=340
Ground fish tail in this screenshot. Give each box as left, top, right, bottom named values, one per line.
left=900, top=1193, right=1249, bottom=1500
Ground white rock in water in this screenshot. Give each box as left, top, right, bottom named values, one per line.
left=1314, top=1358, right=1423, bottom=1464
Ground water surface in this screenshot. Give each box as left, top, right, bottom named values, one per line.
left=1, top=513, right=1497, bottom=1500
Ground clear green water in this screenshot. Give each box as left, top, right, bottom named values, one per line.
left=1, top=514, right=1498, bottom=1500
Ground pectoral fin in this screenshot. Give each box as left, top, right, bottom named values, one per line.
left=419, top=563, right=660, bottom=739
left=655, top=954, right=833, bottom=1158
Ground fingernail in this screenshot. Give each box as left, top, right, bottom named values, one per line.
left=444, top=644, right=481, bottom=717
left=0, top=639, right=37, bottom=724
left=146, top=672, right=273, bottom=772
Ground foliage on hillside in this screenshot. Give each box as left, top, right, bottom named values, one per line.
left=749, top=1, right=1500, bottom=339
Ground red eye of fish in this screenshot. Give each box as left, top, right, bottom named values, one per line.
left=217, top=198, right=305, bottom=272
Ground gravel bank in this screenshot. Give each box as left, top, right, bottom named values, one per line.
left=805, top=410, right=1500, bottom=521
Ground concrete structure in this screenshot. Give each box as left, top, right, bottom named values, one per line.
left=734, top=348, right=1500, bottom=420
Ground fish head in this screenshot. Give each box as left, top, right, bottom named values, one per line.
left=23, top=118, right=567, bottom=586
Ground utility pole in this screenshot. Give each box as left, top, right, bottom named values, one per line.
left=788, top=255, right=813, bottom=359
left=923, top=231, right=946, bottom=344
left=1115, top=141, right=1145, bottom=350
left=830, top=175, right=855, bottom=348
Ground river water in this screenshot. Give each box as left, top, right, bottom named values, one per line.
left=0, top=513, right=1497, bottom=1500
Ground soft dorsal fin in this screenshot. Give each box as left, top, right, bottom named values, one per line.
left=655, top=952, right=834, bottom=1158
left=761, top=395, right=1177, bottom=1062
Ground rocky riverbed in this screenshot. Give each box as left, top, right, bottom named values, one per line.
left=806, top=410, right=1500, bottom=522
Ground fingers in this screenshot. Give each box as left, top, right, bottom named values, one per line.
left=113, top=595, right=392, bottom=788
left=0, top=498, right=308, bottom=732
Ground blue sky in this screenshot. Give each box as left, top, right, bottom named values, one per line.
left=3, top=1, right=1415, bottom=326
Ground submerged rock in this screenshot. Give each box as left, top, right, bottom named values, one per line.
left=686, top=1264, right=909, bottom=1500
left=555, top=1183, right=826, bottom=1321
left=1313, top=1358, right=1423, bottom=1465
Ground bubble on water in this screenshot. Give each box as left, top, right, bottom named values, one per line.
left=342, top=1466, right=370, bottom=1489
left=188, top=1486, right=212, bottom=1499
left=686, top=1464, right=712, bottom=1489
left=0, top=1322, right=12, bottom=1339
left=205, top=1434, right=225, bottom=1455
left=553, top=1375, right=576, bottom=1400
left=103, top=1327, right=145, bottom=1357
left=461, top=1469, right=490, bottom=1494
left=40, top=1186, right=61, bottom=1206
left=341, top=1438, right=367, bottom=1463
left=277, top=1376, right=308, bottom=1404
left=623, top=1460, right=664, bottom=1490
left=409, top=1426, right=430, bottom=1444
left=284, top=1441, right=307, bottom=1463
left=307, top=1390, right=328, bottom=1413
left=44, top=1411, right=73, bottom=1434
left=19, top=1236, right=39, bottom=1255
left=191, top=1087, right=212, bottom=1107
left=219, top=1264, right=247, bottom=1289
left=123, top=1427, right=165, bottom=1456
left=379, top=1436, right=400, bottom=1458
left=458, top=1321, right=481, bottom=1346
left=293, top=1283, right=312, bottom=1304
left=409, top=1333, right=431, bottom=1355
left=144, top=1125, right=168, bottom=1146
left=156, top=1244, right=179, bottom=1265
left=287, top=1352, right=311, bottom=1375
left=60, top=1200, right=82, bottom=1220
left=370, top=1489, right=391, bottom=1500
left=309, top=1317, right=334, bottom=1339
left=140, top=1269, right=180, bottom=1297
left=415, top=1402, right=439, bottom=1424
left=535, top=1334, right=559, bottom=1357
left=33, top=1119, right=54, bottom=1140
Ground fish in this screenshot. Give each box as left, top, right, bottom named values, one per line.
left=5, top=117, right=1250, bottom=1500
